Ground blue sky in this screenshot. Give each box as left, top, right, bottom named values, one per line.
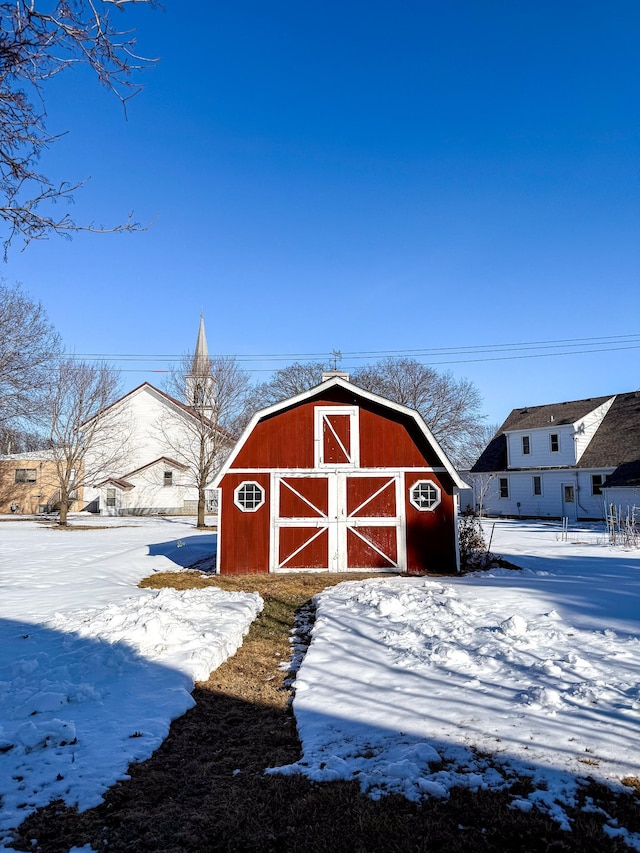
left=4, top=1, right=639, bottom=425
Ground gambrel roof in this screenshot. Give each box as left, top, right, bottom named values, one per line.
left=214, top=375, right=467, bottom=490
left=471, top=392, right=640, bottom=486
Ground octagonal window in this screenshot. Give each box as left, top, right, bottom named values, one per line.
left=234, top=481, right=265, bottom=512
left=409, top=480, right=441, bottom=512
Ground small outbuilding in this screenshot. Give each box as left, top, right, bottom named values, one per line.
left=213, top=374, right=467, bottom=574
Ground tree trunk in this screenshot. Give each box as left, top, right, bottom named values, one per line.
left=58, top=499, right=68, bottom=526
left=197, top=489, right=206, bottom=528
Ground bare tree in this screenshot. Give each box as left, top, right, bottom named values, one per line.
left=352, top=358, right=485, bottom=468
left=457, top=422, right=501, bottom=470
left=236, top=361, right=330, bottom=433
left=0, top=280, right=62, bottom=429
left=0, top=1, right=156, bottom=256
left=0, top=424, right=50, bottom=455
left=245, top=361, right=329, bottom=410
left=162, top=355, right=251, bottom=528
left=46, top=358, right=127, bottom=525
left=468, top=472, right=498, bottom=518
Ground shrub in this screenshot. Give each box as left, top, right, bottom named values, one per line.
left=458, top=514, right=489, bottom=571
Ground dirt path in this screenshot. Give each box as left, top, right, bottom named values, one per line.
left=12, top=572, right=635, bottom=853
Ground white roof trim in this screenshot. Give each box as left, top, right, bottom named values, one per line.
left=212, top=377, right=466, bottom=489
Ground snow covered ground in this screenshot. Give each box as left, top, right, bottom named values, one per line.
left=2, top=515, right=639, bottom=850
left=274, top=519, right=640, bottom=845
left=0, top=516, right=261, bottom=850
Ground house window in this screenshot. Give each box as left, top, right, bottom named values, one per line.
left=15, top=468, right=37, bottom=483
left=409, top=480, right=441, bottom=511
left=106, top=488, right=116, bottom=507
left=234, top=481, right=265, bottom=512
left=499, top=477, right=509, bottom=498
left=550, top=434, right=559, bottom=453
left=163, top=471, right=173, bottom=487
left=591, top=474, right=604, bottom=496
left=533, top=475, right=542, bottom=496
left=522, top=436, right=531, bottom=455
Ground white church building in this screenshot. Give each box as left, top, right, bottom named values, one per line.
left=83, top=318, right=228, bottom=516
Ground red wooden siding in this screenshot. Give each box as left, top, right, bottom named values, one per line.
left=233, top=404, right=316, bottom=469
left=322, top=413, right=351, bottom=464
left=233, top=397, right=447, bottom=473
left=279, top=527, right=328, bottom=569
left=346, top=476, right=396, bottom=518
left=279, top=477, right=328, bottom=518
left=347, top=526, right=397, bottom=569
left=404, top=471, right=456, bottom=573
left=358, top=407, right=444, bottom=469
left=218, top=472, right=271, bottom=574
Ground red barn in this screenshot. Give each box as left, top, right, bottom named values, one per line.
left=213, top=375, right=466, bottom=575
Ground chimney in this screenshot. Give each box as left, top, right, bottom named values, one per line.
left=321, top=370, right=350, bottom=382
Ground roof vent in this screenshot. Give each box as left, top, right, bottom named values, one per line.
left=321, top=370, right=350, bottom=382
left=549, top=415, right=554, bottom=422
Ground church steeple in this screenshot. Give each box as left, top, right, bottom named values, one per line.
left=191, top=314, right=209, bottom=376
left=186, top=315, right=215, bottom=418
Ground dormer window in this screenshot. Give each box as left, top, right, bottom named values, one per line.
left=550, top=434, right=559, bottom=453
left=522, top=436, right=531, bottom=455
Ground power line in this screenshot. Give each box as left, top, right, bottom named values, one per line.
left=62, top=332, right=640, bottom=370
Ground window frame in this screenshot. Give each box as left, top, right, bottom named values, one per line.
left=163, top=470, right=173, bottom=488
left=499, top=477, right=509, bottom=499
left=532, top=475, right=542, bottom=497
left=105, top=488, right=117, bottom=507
left=550, top=433, right=560, bottom=453
left=314, top=406, right=360, bottom=468
left=591, top=474, right=604, bottom=496
left=14, top=468, right=37, bottom=483
left=522, top=435, right=531, bottom=455
left=234, top=480, right=266, bottom=513
left=409, top=479, right=441, bottom=512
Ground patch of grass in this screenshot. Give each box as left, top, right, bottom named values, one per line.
left=11, top=571, right=640, bottom=853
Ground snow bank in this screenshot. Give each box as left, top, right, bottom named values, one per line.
left=273, top=520, right=640, bottom=835
left=0, top=517, right=262, bottom=850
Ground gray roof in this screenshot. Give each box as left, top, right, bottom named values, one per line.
left=500, top=395, right=613, bottom=430
left=471, top=392, right=640, bottom=485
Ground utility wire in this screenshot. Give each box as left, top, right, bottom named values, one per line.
left=63, top=332, right=640, bottom=365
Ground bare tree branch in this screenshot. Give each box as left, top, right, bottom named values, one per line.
left=162, top=355, right=251, bottom=528
left=0, top=279, right=62, bottom=428
left=352, top=358, right=486, bottom=468
left=0, top=0, right=157, bottom=254
left=45, top=357, right=129, bottom=525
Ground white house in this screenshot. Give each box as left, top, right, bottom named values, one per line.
left=83, top=318, right=228, bottom=516
left=470, top=392, right=640, bottom=521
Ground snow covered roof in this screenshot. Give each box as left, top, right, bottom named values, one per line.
left=0, top=449, right=55, bottom=461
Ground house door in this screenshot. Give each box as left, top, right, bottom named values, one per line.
left=272, top=473, right=403, bottom=572
left=561, top=483, right=576, bottom=519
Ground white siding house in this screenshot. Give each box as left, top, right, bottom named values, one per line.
left=470, top=392, right=640, bottom=521
left=82, top=383, right=218, bottom=516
